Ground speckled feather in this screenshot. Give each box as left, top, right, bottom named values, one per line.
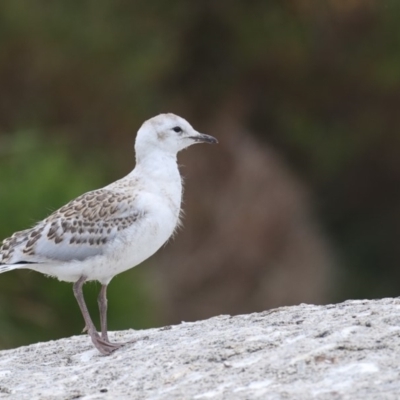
left=0, top=186, right=140, bottom=265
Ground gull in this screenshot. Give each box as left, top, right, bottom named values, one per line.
left=0, top=113, right=217, bottom=355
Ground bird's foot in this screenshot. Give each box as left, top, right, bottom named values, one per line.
left=89, top=331, right=125, bottom=355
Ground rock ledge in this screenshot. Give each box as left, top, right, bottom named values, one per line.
left=0, top=298, right=399, bottom=399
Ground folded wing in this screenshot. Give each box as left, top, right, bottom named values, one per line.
left=0, top=188, right=141, bottom=265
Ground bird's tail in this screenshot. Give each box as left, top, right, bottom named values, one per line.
left=0, top=264, right=18, bottom=274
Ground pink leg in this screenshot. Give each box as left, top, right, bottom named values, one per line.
left=73, top=276, right=122, bottom=355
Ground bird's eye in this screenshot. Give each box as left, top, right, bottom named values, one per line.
left=172, top=126, right=183, bottom=133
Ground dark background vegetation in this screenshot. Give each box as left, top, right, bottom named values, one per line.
left=1, top=0, right=399, bottom=349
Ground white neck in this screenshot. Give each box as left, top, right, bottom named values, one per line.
left=124, top=148, right=183, bottom=218
left=129, top=149, right=183, bottom=219
left=132, top=149, right=180, bottom=183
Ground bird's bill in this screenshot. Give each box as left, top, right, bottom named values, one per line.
left=188, top=133, right=218, bottom=144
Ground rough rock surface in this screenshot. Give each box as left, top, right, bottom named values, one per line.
left=0, top=298, right=399, bottom=399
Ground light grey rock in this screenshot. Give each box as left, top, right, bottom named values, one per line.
left=0, top=298, right=399, bottom=400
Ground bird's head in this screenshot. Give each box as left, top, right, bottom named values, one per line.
left=135, top=113, right=217, bottom=159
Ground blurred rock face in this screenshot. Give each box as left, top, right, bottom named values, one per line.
left=152, top=113, right=334, bottom=324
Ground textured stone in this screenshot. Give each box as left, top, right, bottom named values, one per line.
left=0, top=298, right=399, bottom=399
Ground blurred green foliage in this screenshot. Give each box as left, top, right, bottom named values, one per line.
left=0, top=0, right=400, bottom=348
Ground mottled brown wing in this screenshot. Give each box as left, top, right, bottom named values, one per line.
left=0, top=188, right=141, bottom=264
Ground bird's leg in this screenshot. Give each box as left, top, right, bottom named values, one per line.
left=98, top=284, right=110, bottom=342
left=73, top=276, right=121, bottom=355
left=97, top=284, right=131, bottom=347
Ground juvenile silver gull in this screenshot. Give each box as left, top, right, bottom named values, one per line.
left=0, top=113, right=217, bottom=355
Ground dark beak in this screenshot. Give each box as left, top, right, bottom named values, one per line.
left=188, top=133, right=218, bottom=144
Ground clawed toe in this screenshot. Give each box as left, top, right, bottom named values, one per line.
left=99, top=338, right=124, bottom=349
left=94, top=340, right=122, bottom=355
left=89, top=333, right=125, bottom=355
